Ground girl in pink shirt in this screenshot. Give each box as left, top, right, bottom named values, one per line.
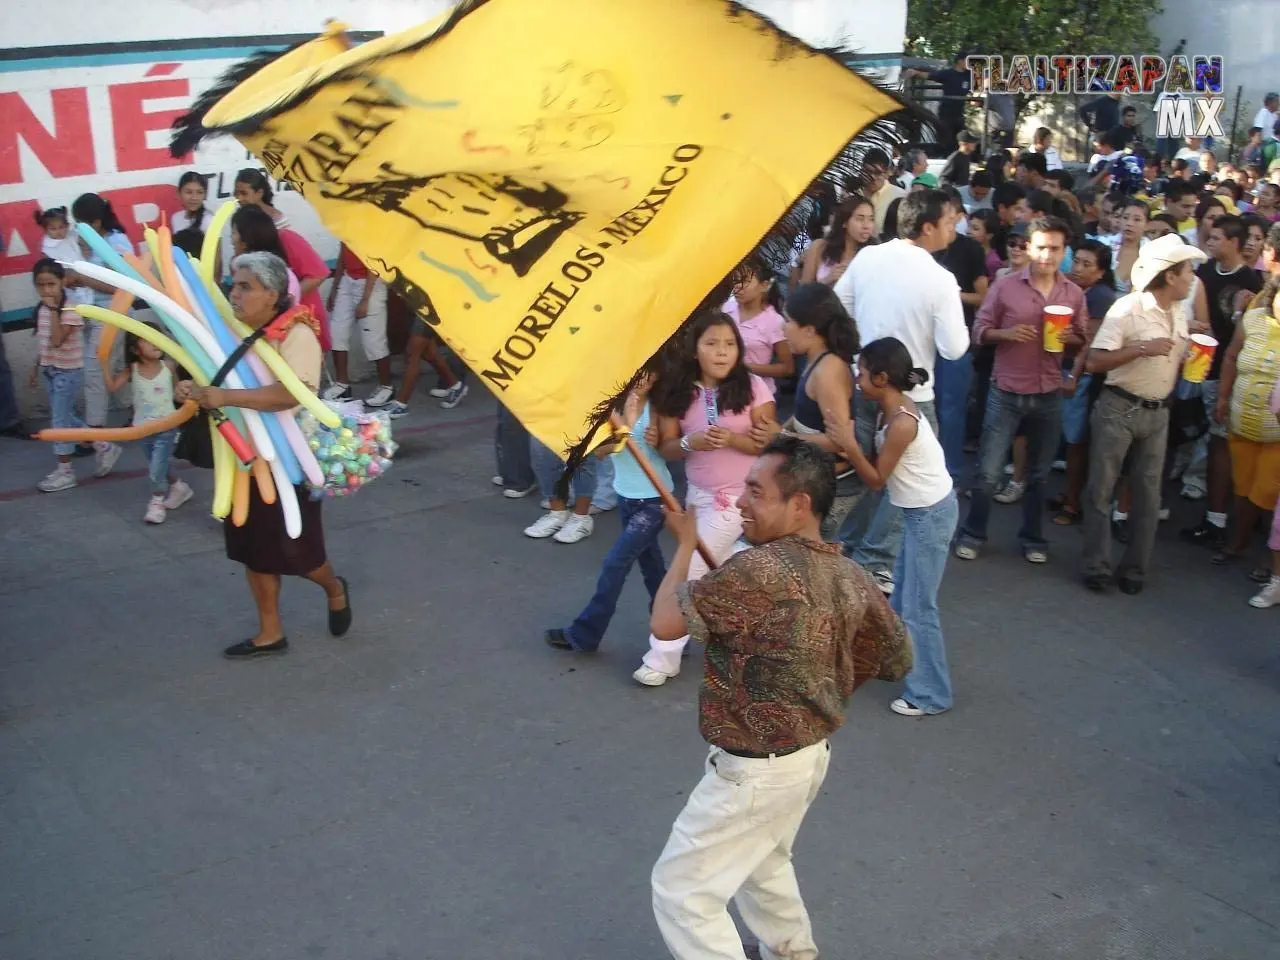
left=724, top=258, right=793, bottom=395
left=633, top=312, right=779, bottom=685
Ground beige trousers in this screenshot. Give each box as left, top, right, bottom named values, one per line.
left=652, top=741, right=831, bottom=960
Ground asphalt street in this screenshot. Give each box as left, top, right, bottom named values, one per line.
left=2, top=383, right=1278, bottom=959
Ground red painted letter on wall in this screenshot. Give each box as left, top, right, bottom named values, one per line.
left=0, top=200, right=46, bottom=277
left=108, top=78, right=193, bottom=173
left=0, top=89, right=95, bottom=185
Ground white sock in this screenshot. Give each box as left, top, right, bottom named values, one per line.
left=1206, top=512, right=1228, bottom=528
left=1112, top=510, right=1128, bottom=522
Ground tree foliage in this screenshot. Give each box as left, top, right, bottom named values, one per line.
left=906, top=0, right=1164, bottom=67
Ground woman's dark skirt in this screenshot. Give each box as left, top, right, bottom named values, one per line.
left=224, top=481, right=326, bottom=575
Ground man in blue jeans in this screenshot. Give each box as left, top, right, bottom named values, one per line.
left=956, top=215, right=1089, bottom=564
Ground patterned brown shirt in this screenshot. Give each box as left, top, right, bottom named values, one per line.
left=678, top=535, right=912, bottom=754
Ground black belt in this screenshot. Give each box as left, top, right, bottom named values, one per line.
left=722, top=744, right=808, bottom=760
left=1105, top=384, right=1171, bottom=410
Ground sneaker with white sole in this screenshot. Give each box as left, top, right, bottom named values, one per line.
left=429, top=383, right=454, bottom=398
left=633, top=663, right=678, bottom=687
left=144, top=495, right=167, bottom=524
left=503, top=483, right=536, bottom=499
left=163, top=479, right=194, bottom=511
left=322, top=382, right=352, bottom=402
left=889, top=697, right=926, bottom=717
left=37, top=467, right=76, bottom=493
left=524, top=509, right=570, bottom=539
left=871, top=569, right=894, bottom=595
left=553, top=513, right=594, bottom=544
left=994, top=480, right=1025, bottom=504
left=954, top=541, right=980, bottom=560
left=439, top=381, right=469, bottom=409
left=492, top=475, right=505, bottom=486
left=364, top=384, right=394, bottom=408
left=93, top=442, right=122, bottom=478
left=1249, top=576, right=1280, bottom=609
left=385, top=400, right=410, bottom=419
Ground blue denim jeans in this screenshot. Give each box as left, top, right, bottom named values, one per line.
left=0, top=330, right=21, bottom=431
left=841, top=397, right=937, bottom=575
left=142, top=429, right=178, bottom=496
left=894, top=490, right=959, bottom=713
left=564, top=496, right=666, bottom=651
left=959, top=386, right=1062, bottom=550
left=42, top=366, right=87, bottom=457
left=934, top=351, right=973, bottom=484
left=531, top=436, right=597, bottom=502
left=592, top=455, right=618, bottom=512
left=494, top=402, right=534, bottom=490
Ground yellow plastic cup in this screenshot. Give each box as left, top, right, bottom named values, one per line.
left=1042, top=305, right=1073, bottom=353
left=1182, top=333, right=1218, bottom=383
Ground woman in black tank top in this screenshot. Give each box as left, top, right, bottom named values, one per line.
left=781, top=283, right=861, bottom=539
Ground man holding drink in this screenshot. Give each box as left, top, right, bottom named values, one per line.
left=957, top=216, right=1088, bottom=564
left=1081, top=235, right=1208, bottom=594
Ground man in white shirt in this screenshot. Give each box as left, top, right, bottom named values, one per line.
left=899, top=148, right=929, bottom=191
left=832, top=189, right=970, bottom=593
left=1252, top=93, right=1279, bottom=142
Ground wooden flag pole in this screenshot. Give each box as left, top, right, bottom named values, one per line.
left=608, top=414, right=719, bottom=571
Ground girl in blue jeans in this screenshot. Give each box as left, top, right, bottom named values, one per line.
left=826, top=337, right=959, bottom=716
left=30, top=259, right=122, bottom=493
left=104, top=330, right=193, bottom=524
left=544, top=369, right=669, bottom=652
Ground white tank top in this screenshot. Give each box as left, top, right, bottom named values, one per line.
left=132, top=364, right=174, bottom=426
left=874, top=407, right=953, bottom=509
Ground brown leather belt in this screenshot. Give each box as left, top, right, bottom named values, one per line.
left=1105, top=384, right=1171, bottom=410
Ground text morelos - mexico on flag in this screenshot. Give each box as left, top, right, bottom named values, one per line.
left=170, top=0, right=911, bottom=462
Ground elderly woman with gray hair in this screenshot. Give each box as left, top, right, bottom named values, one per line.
left=176, top=251, right=351, bottom=659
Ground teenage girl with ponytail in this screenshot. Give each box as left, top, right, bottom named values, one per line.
left=825, top=336, right=958, bottom=718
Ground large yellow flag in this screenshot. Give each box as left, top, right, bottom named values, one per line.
left=173, top=0, right=905, bottom=457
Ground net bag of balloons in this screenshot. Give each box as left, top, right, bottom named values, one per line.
left=298, top=401, right=397, bottom=499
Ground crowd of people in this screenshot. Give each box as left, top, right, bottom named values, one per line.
left=2, top=100, right=1279, bottom=960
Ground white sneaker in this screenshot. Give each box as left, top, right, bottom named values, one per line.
left=429, top=383, right=454, bottom=398
left=385, top=400, right=410, bottom=419
left=93, top=442, right=122, bottom=478
left=871, top=569, right=895, bottom=595
left=503, top=484, right=536, bottom=499
left=439, top=381, right=468, bottom=409
left=322, top=382, right=352, bottom=402
left=144, top=496, right=167, bottom=524
left=524, top=510, right=569, bottom=539
left=994, top=480, right=1026, bottom=504
left=1158, top=505, right=1171, bottom=521
left=1181, top=484, right=1206, bottom=501
left=539, top=497, right=551, bottom=510
left=632, top=664, right=678, bottom=687
left=364, top=384, right=394, bottom=408
left=492, top=475, right=505, bottom=486
left=163, top=479, right=194, bottom=510
left=553, top=513, right=594, bottom=544
left=1249, top=576, right=1280, bottom=609
left=589, top=500, right=617, bottom=515
left=1051, top=459, right=1067, bottom=472
left=890, top=697, right=926, bottom=717
left=37, top=467, right=76, bottom=493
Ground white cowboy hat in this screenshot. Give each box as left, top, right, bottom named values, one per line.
left=1131, top=234, right=1208, bottom=293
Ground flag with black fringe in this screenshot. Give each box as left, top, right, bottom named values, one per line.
left=171, top=0, right=913, bottom=463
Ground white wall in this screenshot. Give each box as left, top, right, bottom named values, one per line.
left=1154, top=0, right=1280, bottom=132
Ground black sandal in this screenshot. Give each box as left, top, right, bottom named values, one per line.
left=1053, top=505, right=1082, bottom=526
left=1248, top=566, right=1272, bottom=584
left=328, top=577, right=352, bottom=637
left=224, top=637, right=288, bottom=659
left=1211, top=550, right=1243, bottom=566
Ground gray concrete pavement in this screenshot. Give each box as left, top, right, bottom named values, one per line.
left=2, top=385, right=1279, bottom=959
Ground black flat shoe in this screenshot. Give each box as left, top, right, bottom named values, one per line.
left=544, top=628, right=573, bottom=650
left=0, top=422, right=32, bottom=440
left=1117, top=577, right=1144, bottom=595
left=328, top=577, right=352, bottom=637
left=1084, top=574, right=1113, bottom=593
left=224, top=637, right=288, bottom=659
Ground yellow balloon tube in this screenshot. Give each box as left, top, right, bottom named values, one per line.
left=211, top=427, right=234, bottom=519
left=77, top=306, right=206, bottom=384
left=231, top=465, right=251, bottom=527
left=201, top=201, right=237, bottom=285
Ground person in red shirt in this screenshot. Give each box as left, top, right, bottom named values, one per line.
left=325, top=244, right=393, bottom=407
left=955, top=215, right=1089, bottom=565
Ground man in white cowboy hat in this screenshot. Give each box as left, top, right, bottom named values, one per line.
left=1081, top=234, right=1208, bottom=594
